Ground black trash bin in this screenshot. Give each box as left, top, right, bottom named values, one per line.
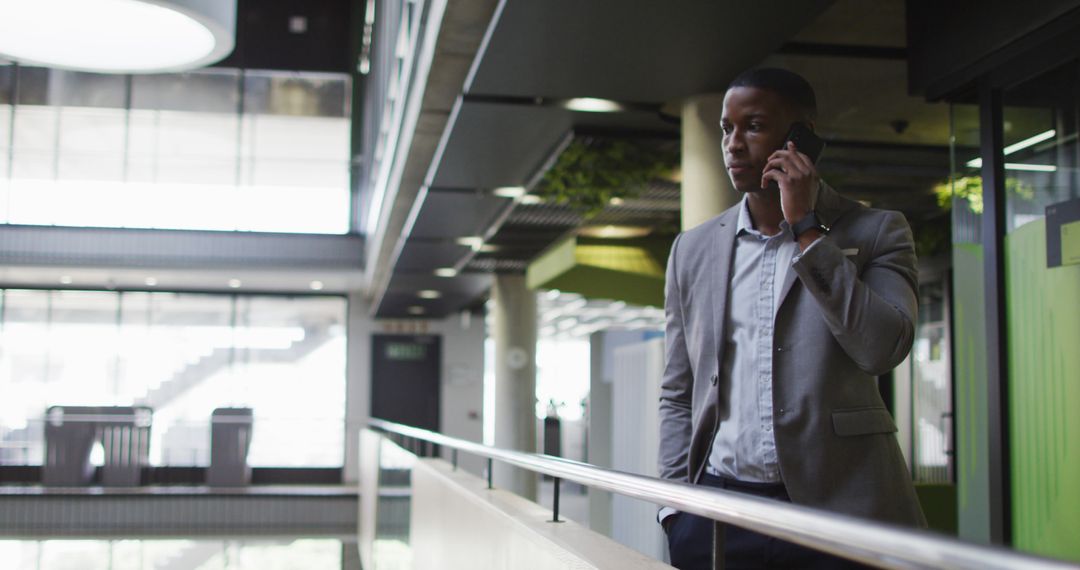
left=207, top=407, right=253, bottom=487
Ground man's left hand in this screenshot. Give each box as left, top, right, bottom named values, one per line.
left=761, top=141, right=820, bottom=224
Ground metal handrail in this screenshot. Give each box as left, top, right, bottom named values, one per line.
left=368, top=418, right=1077, bottom=570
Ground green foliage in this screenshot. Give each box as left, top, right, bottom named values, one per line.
left=934, top=176, right=1035, bottom=214
left=911, top=215, right=951, bottom=259
left=536, top=138, right=678, bottom=216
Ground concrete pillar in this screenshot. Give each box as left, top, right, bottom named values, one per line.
left=587, top=333, right=613, bottom=536
left=681, top=94, right=740, bottom=230
left=491, top=274, right=538, bottom=500
left=343, top=292, right=373, bottom=484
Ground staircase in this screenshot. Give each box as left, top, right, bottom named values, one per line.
left=135, top=323, right=333, bottom=411
left=153, top=541, right=226, bottom=570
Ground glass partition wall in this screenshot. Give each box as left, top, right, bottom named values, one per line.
left=998, top=61, right=1080, bottom=560
left=948, top=56, right=1080, bottom=559
left=0, top=290, right=347, bottom=469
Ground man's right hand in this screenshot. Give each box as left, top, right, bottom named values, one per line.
left=661, top=512, right=681, bottom=535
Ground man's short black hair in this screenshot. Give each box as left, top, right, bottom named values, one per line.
left=728, top=67, right=818, bottom=121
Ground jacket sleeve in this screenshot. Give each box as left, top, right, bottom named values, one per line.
left=789, top=210, right=918, bottom=376
left=658, top=233, right=694, bottom=483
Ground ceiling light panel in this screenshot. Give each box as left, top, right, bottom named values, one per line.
left=492, top=186, right=526, bottom=198
left=0, top=0, right=236, bottom=73
left=564, top=97, right=624, bottom=113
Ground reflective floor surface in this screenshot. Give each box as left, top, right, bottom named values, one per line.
left=0, top=538, right=345, bottom=570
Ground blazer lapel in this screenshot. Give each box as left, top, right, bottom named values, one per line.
left=713, top=208, right=738, bottom=364
left=777, top=254, right=801, bottom=311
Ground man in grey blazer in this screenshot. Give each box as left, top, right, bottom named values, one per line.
left=659, top=68, right=926, bottom=569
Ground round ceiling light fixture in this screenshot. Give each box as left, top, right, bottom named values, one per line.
left=0, top=0, right=236, bottom=73
left=564, top=98, right=624, bottom=113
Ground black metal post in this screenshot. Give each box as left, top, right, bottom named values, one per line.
left=979, top=78, right=1012, bottom=545
left=426, top=440, right=433, bottom=457
left=549, top=477, right=562, bottom=523
left=712, top=521, right=726, bottom=570
left=487, top=458, right=493, bottom=489
left=452, top=449, right=458, bottom=470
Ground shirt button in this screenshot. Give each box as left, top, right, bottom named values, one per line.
left=710, top=374, right=718, bottom=386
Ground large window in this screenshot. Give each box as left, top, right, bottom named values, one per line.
left=0, top=290, right=347, bottom=467
left=0, top=65, right=351, bottom=233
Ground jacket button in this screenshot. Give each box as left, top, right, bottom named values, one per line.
left=778, top=408, right=786, bottom=415
left=710, top=374, right=718, bottom=386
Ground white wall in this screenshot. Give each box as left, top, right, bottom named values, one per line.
left=611, top=338, right=667, bottom=562
left=430, top=311, right=486, bottom=476
left=587, top=330, right=653, bottom=536
left=344, top=297, right=486, bottom=483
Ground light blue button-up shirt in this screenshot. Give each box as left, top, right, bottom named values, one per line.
left=706, top=196, right=801, bottom=483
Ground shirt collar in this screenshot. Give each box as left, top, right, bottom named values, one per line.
left=736, top=183, right=827, bottom=238
left=736, top=196, right=792, bottom=237
left=736, top=196, right=754, bottom=236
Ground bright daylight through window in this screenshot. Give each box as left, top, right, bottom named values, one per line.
left=0, top=65, right=351, bottom=233
left=0, top=290, right=347, bottom=468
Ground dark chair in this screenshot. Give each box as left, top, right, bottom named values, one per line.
left=43, top=406, right=153, bottom=486
left=99, top=406, right=153, bottom=486
left=43, top=406, right=97, bottom=486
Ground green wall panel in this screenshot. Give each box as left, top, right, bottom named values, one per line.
left=952, top=243, right=992, bottom=544
left=1005, top=219, right=1080, bottom=562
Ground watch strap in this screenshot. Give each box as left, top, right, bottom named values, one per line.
left=791, top=211, right=830, bottom=241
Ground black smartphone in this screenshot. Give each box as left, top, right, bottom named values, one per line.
left=765, top=122, right=825, bottom=190
left=784, top=122, right=826, bottom=163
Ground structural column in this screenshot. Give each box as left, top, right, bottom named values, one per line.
left=343, top=292, right=373, bottom=484
left=491, top=274, right=538, bottom=500
left=681, top=93, right=740, bottom=230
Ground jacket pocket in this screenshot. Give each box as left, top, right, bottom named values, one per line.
left=832, top=407, right=897, bottom=437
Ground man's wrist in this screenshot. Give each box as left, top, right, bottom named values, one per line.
left=791, top=210, right=829, bottom=250
left=658, top=506, right=679, bottom=525
left=784, top=208, right=813, bottom=227
left=660, top=510, right=680, bottom=533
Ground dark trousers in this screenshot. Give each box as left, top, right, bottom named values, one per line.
left=665, top=473, right=870, bottom=569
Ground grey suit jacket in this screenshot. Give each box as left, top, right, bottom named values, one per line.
left=658, top=183, right=927, bottom=527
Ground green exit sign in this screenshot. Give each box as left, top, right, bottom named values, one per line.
left=386, top=343, right=427, bottom=360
